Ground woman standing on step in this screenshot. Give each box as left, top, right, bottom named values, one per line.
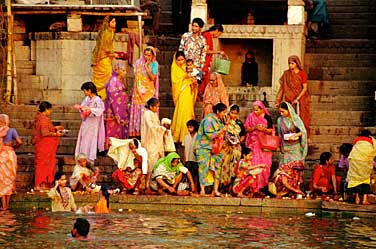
left=269, top=102, right=307, bottom=198
left=194, top=102, right=228, bottom=196
left=32, top=101, right=64, bottom=191
left=171, top=51, right=197, bottom=143
left=0, top=114, right=18, bottom=210
left=92, top=16, right=118, bottom=100
left=276, top=55, right=311, bottom=139
left=75, top=82, right=105, bottom=164
left=129, top=46, right=159, bottom=138
left=244, top=100, right=273, bottom=195
left=202, top=72, right=229, bottom=117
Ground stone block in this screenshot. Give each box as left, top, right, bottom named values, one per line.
left=67, top=14, right=82, bottom=32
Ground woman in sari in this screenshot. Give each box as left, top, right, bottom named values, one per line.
left=32, top=101, right=64, bottom=191
left=141, top=98, right=167, bottom=192
left=276, top=55, right=310, bottom=138
left=75, top=82, right=105, bottom=164
left=171, top=51, right=197, bottom=143
left=198, top=24, right=224, bottom=98
left=220, top=104, right=246, bottom=193
left=244, top=100, right=273, bottom=194
left=129, top=46, right=159, bottom=138
left=269, top=102, right=307, bottom=198
left=202, top=72, right=229, bottom=117
left=92, top=16, right=118, bottom=100
left=347, top=130, right=376, bottom=205
left=70, top=153, right=100, bottom=192
left=104, top=63, right=129, bottom=150
left=150, top=152, right=196, bottom=195
left=194, top=102, right=227, bottom=196
left=0, top=115, right=17, bottom=210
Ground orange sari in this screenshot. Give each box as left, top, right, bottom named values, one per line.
left=32, top=113, right=59, bottom=187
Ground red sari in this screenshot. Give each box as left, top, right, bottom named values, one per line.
left=32, top=113, right=59, bottom=188
left=199, top=31, right=213, bottom=97
left=278, top=56, right=311, bottom=136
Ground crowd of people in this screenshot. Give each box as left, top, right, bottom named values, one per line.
left=0, top=14, right=374, bottom=211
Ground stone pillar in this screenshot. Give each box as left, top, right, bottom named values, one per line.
left=67, top=13, right=82, bottom=32
left=190, top=0, right=207, bottom=24
left=287, top=0, right=305, bottom=25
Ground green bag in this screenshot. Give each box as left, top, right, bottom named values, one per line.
left=214, top=55, right=231, bottom=75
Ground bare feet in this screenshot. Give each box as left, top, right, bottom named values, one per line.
left=355, top=194, right=360, bottom=205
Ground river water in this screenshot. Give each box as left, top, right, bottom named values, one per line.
left=0, top=209, right=375, bottom=248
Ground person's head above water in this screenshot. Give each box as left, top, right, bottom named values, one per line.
left=71, top=218, right=90, bottom=238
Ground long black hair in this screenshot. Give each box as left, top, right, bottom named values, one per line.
left=100, top=185, right=110, bottom=209
left=81, top=81, right=98, bottom=95
left=38, top=101, right=52, bottom=112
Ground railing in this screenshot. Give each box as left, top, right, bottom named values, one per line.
left=12, top=0, right=140, bottom=7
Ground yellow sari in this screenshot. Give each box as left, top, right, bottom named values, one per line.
left=92, top=27, right=115, bottom=100
left=171, top=55, right=196, bottom=143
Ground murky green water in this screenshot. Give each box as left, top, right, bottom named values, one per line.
left=0, top=210, right=375, bottom=248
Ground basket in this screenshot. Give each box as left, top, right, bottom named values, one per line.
left=214, top=54, right=231, bottom=75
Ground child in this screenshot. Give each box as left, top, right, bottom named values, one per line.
left=71, top=218, right=90, bottom=239
left=70, top=153, right=100, bottom=192
left=338, top=143, right=353, bottom=177
left=241, top=51, right=258, bottom=87
left=75, top=81, right=105, bottom=164
left=94, top=185, right=110, bottom=213
left=186, top=59, right=200, bottom=95
left=309, top=152, right=341, bottom=200
left=161, top=118, right=176, bottom=153
left=48, top=172, right=77, bottom=212
left=182, top=119, right=200, bottom=193
left=232, top=147, right=265, bottom=198
left=2, top=114, right=22, bottom=148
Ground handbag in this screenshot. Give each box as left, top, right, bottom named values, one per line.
left=214, top=54, right=231, bottom=75
left=258, top=129, right=281, bottom=151
left=211, top=135, right=224, bottom=154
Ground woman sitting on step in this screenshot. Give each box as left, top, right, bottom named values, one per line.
left=269, top=102, right=307, bottom=198
left=150, top=152, right=196, bottom=195
left=70, top=153, right=100, bottom=192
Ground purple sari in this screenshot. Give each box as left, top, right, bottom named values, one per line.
left=104, top=70, right=129, bottom=149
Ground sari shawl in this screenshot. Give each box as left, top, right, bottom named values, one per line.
left=171, top=53, right=196, bottom=143
left=104, top=67, right=129, bottom=149
left=232, top=159, right=257, bottom=194
left=32, top=112, right=59, bottom=187
left=202, top=74, right=229, bottom=116
left=92, top=18, right=115, bottom=100
left=244, top=101, right=273, bottom=191
left=70, top=153, right=95, bottom=190
left=277, top=102, right=308, bottom=169
left=150, top=152, right=187, bottom=190
left=279, top=55, right=310, bottom=135
left=141, top=109, right=166, bottom=173
left=199, top=31, right=214, bottom=97
left=347, top=137, right=376, bottom=189
left=194, top=113, right=224, bottom=186
left=75, top=95, right=105, bottom=163
left=0, top=144, right=17, bottom=197
left=129, top=47, right=159, bottom=137
left=221, top=115, right=243, bottom=186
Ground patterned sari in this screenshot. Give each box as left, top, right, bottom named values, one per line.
left=0, top=142, right=17, bottom=197
left=32, top=112, right=59, bottom=188
left=104, top=66, right=129, bottom=149
left=271, top=102, right=307, bottom=196
left=232, top=159, right=257, bottom=194
left=171, top=53, right=196, bottom=143
left=194, top=113, right=224, bottom=187
left=129, top=47, right=159, bottom=137
left=244, top=101, right=273, bottom=191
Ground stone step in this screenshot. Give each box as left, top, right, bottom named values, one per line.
left=306, top=39, right=376, bottom=54
left=310, top=95, right=374, bottom=111
left=328, top=25, right=376, bottom=39
left=311, top=110, right=374, bottom=126
left=307, top=66, right=376, bottom=81
left=308, top=80, right=376, bottom=96
left=305, top=54, right=376, bottom=67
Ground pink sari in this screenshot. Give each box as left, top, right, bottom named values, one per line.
left=244, top=101, right=273, bottom=191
